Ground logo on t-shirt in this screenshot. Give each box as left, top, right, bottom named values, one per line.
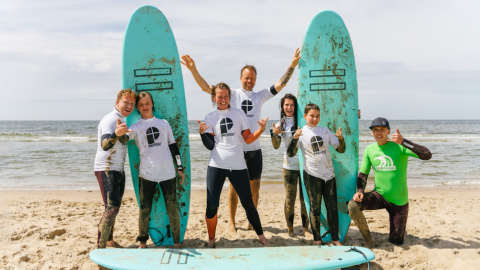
left=146, top=127, right=161, bottom=147
left=241, top=100, right=254, bottom=116
left=374, top=155, right=396, bottom=171
left=220, top=118, right=235, bottom=137
left=310, top=136, right=325, bottom=155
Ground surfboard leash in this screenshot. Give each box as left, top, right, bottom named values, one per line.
left=149, top=226, right=170, bottom=246
left=346, top=247, right=369, bottom=270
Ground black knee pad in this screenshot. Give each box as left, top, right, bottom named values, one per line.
left=206, top=202, right=218, bottom=219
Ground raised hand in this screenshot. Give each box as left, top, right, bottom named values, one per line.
left=257, top=117, right=269, bottom=131
left=196, top=120, right=209, bottom=134
left=334, top=127, right=344, bottom=140
left=180, top=55, right=196, bottom=71
left=388, top=128, right=404, bottom=145
left=291, top=48, right=301, bottom=67
left=272, top=123, right=285, bottom=135
left=178, top=170, right=185, bottom=185
left=293, top=126, right=303, bottom=139
left=115, top=119, right=132, bottom=136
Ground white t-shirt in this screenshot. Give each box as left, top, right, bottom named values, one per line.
left=204, top=108, right=250, bottom=170
left=230, top=87, right=275, bottom=151
left=275, top=117, right=300, bottom=170
left=128, top=117, right=176, bottom=182
left=94, top=109, right=128, bottom=172
left=296, top=125, right=339, bottom=181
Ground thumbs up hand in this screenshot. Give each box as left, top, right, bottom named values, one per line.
left=334, top=127, right=344, bottom=141
left=115, top=119, right=132, bottom=136
left=272, top=123, right=285, bottom=135
left=388, top=128, right=404, bottom=145
left=293, top=126, right=303, bottom=139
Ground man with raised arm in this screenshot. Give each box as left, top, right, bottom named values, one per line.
left=348, top=117, right=432, bottom=248
left=181, top=49, right=301, bottom=232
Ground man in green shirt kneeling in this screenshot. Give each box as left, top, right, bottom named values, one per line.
left=348, top=117, right=432, bottom=248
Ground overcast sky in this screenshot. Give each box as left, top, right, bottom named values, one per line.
left=1, top=0, right=479, bottom=120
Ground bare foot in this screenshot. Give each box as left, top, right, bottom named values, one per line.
left=332, top=241, right=342, bottom=246
left=258, top=234, right=268, bottom=246
left=174, top=243, right=182, bottom=249
left=302, top=228, right=311, bottom=237
left=228, top=224, right=237, bottom=234
left=139, top=243, right=147, bottom=249
left=106, top=240, right=115, bottom=247
left=313, top=240, right=322, bottom=245
left=246, top=223, right=253, bottom=230
left=288, top=227, right=294, bottom=237
left=208, top=239, right=215, bottom=248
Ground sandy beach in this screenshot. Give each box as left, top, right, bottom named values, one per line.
left=1, top=187, right=479, bottom=270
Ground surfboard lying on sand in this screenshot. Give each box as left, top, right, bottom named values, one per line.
left=89, top=246, right=375, bottom=270
left=122, top=5, right=190, bottom=246
left=297, top=10, right=360, bottom=242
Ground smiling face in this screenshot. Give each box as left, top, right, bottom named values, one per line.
left=213, top=88, right=230, bottom=110
left=137, top=95, right=154, bottom=119
left=115, top=96, right=136, bottom=117
left=283, top=98, right=295, bottom=117
left=371, top=126, right=390, bottom=146
left=304, top=109, right=320, bottom=127
left=240, top=68, right=257, bottom=91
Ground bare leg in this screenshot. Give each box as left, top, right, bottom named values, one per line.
left=174, top=244, right=182, bottom=249
left=227, top=184, right=238, bottom=234
left=348, top=201, right=374, bottom=248
left=246, top=179, right=261, bottom=230
left=106, top=240, right=115, bottom=247
left=288, top=227, right=294, bottom=237
left=139, top=242, right=147, bottom=249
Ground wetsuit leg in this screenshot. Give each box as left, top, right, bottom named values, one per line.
left=227, top=169, right=264, bottom=235
left=303, top=171, right=323, bottom=241
left=159, top=178, right=181, bottom=244
left=244, top=149, right=263, bottom=181
left=283, top=168, right=299, bottom=228
left=137, top=177, right=158, bottom=244
left=95, top=171, right=125, bottom=248
left=386, top=202, right=409, bottom=245
left=298, top=176, right=309, bottom=229
left=322, top=177, right=340, bottom=241
left=206, top=166, right=228, bottom=239
left=348, top=191, right=388, bottom=247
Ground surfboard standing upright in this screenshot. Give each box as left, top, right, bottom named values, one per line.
left=122, top=5, right=190, bottom=246
left=297, top=10, right=359, bottom=242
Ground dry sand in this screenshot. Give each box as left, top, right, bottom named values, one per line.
left=1, top=187, right=479, bottom=270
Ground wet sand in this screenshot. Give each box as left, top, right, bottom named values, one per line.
left=1, top=187, right=479, bottom=269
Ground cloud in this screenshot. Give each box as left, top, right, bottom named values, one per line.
left=0, top=0, right=479, bottom=120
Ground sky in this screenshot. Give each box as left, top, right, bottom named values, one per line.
left=1, top=0, right=479, bottom=120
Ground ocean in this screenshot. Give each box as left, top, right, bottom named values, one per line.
left=0, top=120, right=479, bottom=190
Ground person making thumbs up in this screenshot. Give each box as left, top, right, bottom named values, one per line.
left=348, top=117, right=432, bottom=248
left=287, top=103, right=346, bottom=246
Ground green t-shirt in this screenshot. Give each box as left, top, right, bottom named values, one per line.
left=360, top=141, right=418, bottom=206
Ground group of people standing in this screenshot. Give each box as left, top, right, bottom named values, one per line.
left=93, top=48, right=432, bottom=250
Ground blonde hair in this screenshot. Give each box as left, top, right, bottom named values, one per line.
left=116, top=89, right=137, bottom=104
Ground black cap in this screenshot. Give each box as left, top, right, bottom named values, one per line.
left=369, top=117, right=390, bottom=130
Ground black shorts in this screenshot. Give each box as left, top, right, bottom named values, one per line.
left=244, top=149, right=263, bottom=180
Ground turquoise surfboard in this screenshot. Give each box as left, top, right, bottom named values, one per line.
left=297, top=11, right=359, bottom=242
left=90, top=246, right=374, bottom=270
left=122, top=5, right=190, bottom=246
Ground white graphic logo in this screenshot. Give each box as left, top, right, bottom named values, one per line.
left=374, top=155, right=396, bottom=171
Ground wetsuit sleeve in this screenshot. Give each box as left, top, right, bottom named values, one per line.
left=270, top=122, right=282, bottom=149
left=356, top=172, right=369, bottom=194
left=100, top=133, right=118, bottom=151
left=270, top=130, right=282, bottom=149
left=336, top=139, right=346, bottom=153
left=287, top=138, right=299, bottom=157
left=358, top=147, right=372, bottom=194
left=201, top=133, right=215, bottom=150
left=168, top=143, right=183, bottom=171
left=401, top=139, right=432, bottom=160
